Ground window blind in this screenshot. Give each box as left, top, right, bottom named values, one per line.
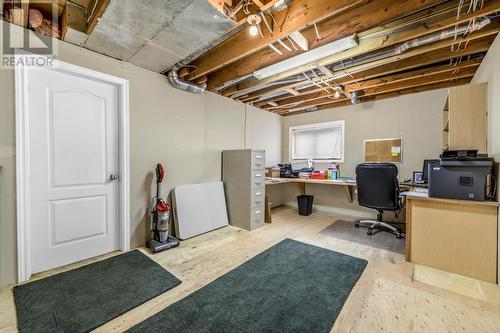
left=292, top=124, right=343, bottom=160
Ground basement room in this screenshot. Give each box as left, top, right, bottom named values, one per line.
left=1, top=0, right=500, bottom=332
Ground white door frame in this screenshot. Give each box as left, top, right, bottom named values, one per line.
left=15, top=55, right=130, bottom=282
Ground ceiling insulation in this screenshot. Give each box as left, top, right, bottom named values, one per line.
left=65, top=0, right=236, bottom=73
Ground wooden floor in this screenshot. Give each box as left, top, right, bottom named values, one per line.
left=1, top=206, right=500, bottom=332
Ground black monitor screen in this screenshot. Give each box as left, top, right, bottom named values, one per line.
left=422, top=159, right=439, bottom=182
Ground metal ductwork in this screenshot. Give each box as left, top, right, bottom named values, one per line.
left=395, top=18, right=490, bottom=54
left=270, top=0, right=293, bottom=13
left=350, top=91, right=359, bottom=104
left=167, top=64, right=206, bottom=94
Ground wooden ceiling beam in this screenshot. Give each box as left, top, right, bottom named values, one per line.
left=85, top=0, right=110, bottom=35
left=273, top=67, right=477, bottom=112
left=280, top=77, right=472, bottom=116
left=247, top=42, right=488, bottom=106
left=261, top=0, right=500, bottom=85
left=344, top=60, right=481, bottom=93
left=207, top=0, right=454, bottom=90
left=254, top=58, right=482, bottom=107
left=187, top=0, right=370, bottom=80
left=9, top=0, right=30, bottom=27
left=338, top=37, right=492, bottom=85
left=222, top=5, right=500, bottom=95
left=236, top=25, right=497, bottom=100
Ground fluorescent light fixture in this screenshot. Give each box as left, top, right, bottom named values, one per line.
left=254, top=34, right=358, bottom=80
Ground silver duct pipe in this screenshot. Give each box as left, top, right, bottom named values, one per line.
left=167, top=64, right=206, bottom=94
left=231, top=74, right=306, bottom=99
left=270, top=0, right=293, bottom=13
left=350, top=91, right=359, bottom=104
left=324, top=17, right=491, bottom=80
left=395, top=18, right=490, bottom=54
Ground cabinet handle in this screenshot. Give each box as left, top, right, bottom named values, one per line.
left=255, top=155, right=263, bottom=159
left=255, top=174, right=262, bottom=177
left=255, top=192, right=263, bottom=196
left=254, top=200, right=262, bottom=204
left=255, top=210, right=261, bottom=215
left=255, top=182, right=262, bottom=186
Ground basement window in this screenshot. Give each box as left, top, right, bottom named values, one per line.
left=289, top=120, right=345, bottom=162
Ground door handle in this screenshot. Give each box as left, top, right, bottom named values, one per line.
left=109, top=174, right=118, bottom=181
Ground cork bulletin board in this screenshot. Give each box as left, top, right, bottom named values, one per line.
left=364, top=138, right=402, bottom=163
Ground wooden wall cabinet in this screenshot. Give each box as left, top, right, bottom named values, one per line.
left=442, top=83, right=487, bottom=152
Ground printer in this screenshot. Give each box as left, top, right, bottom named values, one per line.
left=428, top=150, right=495, bottom=201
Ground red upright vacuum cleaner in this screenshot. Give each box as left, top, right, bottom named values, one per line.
left=146, top=163, right=179, bottom=253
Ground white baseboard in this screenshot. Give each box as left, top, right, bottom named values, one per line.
left=283, top=201, right=374, bottom=219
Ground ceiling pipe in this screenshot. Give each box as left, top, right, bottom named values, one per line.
left=350, top=91, right=359, bottom=104
left=167, top=64, right=206, bottom=94
left=269, top=0, right=294, bottom=13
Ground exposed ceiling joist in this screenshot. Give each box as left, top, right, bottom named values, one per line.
left=276, top=70, right=474, bottom=112
left=264, top=61, right=479, bottom=110
left=253, top=36, right=491, bottom=110
left=187, top=0, right=368, bottom=80
left=256, top=0, right=500, bottom=86
left=206, top=0, right=450, bottom=90
left=85, top=0, right=109, bottom=35
left=236, top=23, right=498, bottom=101
left=242, top=40, right=489, bottom=106
left=344, top=60, right=481, bottom=93
left=222, top=6, right=500, bottom=96
left=281, top=77, right=472, bottom=116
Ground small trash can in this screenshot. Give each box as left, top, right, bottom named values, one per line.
left=297, top=195, right=314, bottom=216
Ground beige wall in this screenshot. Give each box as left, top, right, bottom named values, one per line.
left=280, top=89, right=447, bottom=216
left=0, top=39, right=281, bottom=287
left=472, top=33, right=500, bottom=283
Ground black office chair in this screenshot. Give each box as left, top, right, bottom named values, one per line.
left=355, top=163, right=404, bottom=238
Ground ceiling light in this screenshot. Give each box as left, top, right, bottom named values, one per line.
left=249, top=25, right=258, bottom=36
left=247, top=14, right=261, bottom=37
left=253, top=34, right=358, bottom=80
left=334, top=89, right=341, bottom=99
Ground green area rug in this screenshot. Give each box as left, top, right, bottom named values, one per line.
left=14, top=250, right=181, bottom=333
left=127, top=239, right=367, bottom=333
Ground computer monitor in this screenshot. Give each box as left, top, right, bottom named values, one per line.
left=422, top=159, right=439, bottom=182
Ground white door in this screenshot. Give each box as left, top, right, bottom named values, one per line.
left=26, top=66, right=120, bottom=274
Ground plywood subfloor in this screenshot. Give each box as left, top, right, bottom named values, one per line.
left=1, top=206, right=500, bottom=332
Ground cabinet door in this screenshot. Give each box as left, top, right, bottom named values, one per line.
left=448, top=84, right=487, bottom=152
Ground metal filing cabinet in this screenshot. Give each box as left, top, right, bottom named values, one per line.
left=222, top=149, right=265, bottom=231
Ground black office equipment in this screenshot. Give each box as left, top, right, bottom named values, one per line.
left=354, top=163, right=404, bottom=238
left=422, top=159, right=439, bottom=182
left=428, top=150, right=495, bottom=201
left=278, top=163, right=296, bottom=178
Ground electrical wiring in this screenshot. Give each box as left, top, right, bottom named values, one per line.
left=87, top=0, right=99, bottom=23
left=286, top=36, right=299, bottom=51
left=314, top=23, right=321, bottom=40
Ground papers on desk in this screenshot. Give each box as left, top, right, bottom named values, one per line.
left=401, top=190, right=429, bottom=197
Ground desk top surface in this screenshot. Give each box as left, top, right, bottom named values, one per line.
left=265, top=177, right=357, bottom=186
left=405, top=192, right=499, bottom=207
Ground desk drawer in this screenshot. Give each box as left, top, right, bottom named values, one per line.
left=251, top=208, right=264, bottom=228
left=251, top=187, right=265, bottom=200
left=251, top=151, right=265, bottom=170
left=251, top=170, right=265, bottom=187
